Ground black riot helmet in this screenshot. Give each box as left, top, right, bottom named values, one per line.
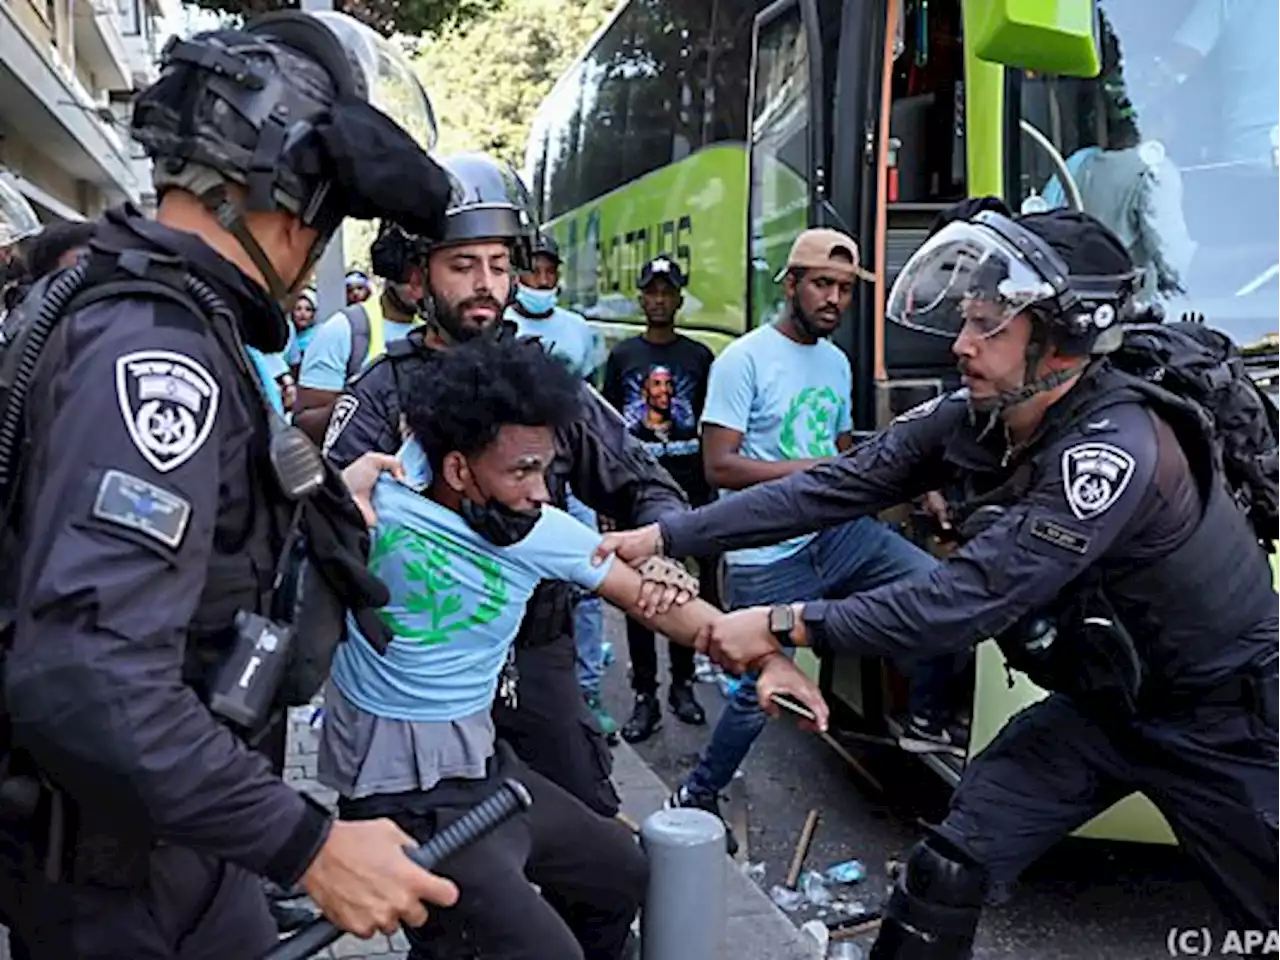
left=888, top=208, right=1143, bottom=413
left=131, top=10, right=452, bottom=306
left=431, top=153, right=537, bottom=272
left=368, top=153, right=536, bottom=285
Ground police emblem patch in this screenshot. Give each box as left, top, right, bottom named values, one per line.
left=323, top=395, right=360, bottom=455
left=115, top=350, right=219, bottom=473
left=892, top=393, right=946, bottom=425
left=1060, top=441, right=1136, bottom=520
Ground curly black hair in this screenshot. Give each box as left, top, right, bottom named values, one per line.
left=406, top=335, right=583, bottom=472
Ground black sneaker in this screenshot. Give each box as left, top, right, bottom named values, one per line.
left=900, top=714, right=966, bottom=758
left=268, top=898, right=318, bottom=934
left=621, top=693, right=662, bottom=743
left=667, top=680, right=706, bottom=725
left=664, top=784, right=739, bottom=857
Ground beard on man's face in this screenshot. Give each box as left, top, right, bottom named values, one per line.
left=435, top=293, right=506, bottom=342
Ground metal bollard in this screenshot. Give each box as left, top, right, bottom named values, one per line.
left=639, top=808, right=726, bottom=960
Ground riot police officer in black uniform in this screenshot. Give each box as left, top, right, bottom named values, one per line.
left=0, top=14, right=464, bottom=958
left=322, top=154, right=690, bottom=818
left=598, top=209, right=1279, bottom=951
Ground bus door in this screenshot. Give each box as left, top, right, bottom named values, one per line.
left=745, top=0, right=828, bottom=334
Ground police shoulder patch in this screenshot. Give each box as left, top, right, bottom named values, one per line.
left=323, top=394, right=360, bottom=455
left=92, top=469, right=192, bottom=549
left=892, top=393, right=946, bottom=425
left=1060, top=441, right=1136, bottom=520
left=116, top=350, right=220, bottom=473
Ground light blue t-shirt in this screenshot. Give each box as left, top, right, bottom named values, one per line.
left=701, top=323, right=852, bottom=567
left=285, top=324, right=318, bottom=368
left=298, top=307, right=417, bottom=391
left=329, top=444, right=615, bottom=723
left=506, top=305, right=606, bottom=380
left=246, top=346, right=289, bottom=418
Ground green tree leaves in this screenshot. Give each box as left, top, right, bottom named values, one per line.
left=187, top=0, right=490, bottom=39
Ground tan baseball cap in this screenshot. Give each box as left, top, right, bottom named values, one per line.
left=774, top=228, right=875, bottom=283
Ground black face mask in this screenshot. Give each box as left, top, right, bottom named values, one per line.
left=460, top=496, right=541, bottom=546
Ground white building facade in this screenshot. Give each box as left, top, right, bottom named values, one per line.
left=0, top=0, right=171, bottom=222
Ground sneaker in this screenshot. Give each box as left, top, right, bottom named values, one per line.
left=621, top=693, right=661, bottom=743
left=267, top=898, right=318, bottom=934
left=667, top=680, right=706, bottom=725
left=585, top=691, right=619, bottom=743
left=665, top=784, right=739, bottom=857
left=900, top=714, right=965, bottom=757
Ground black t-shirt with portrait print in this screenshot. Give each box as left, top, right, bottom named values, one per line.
left=603, top=333, right=715, bottom=507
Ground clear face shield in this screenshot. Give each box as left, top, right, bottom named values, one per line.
left=309, top=11, right=437, bottom=153
left=0, top=173, right=42, bottom=253
left=886, top=221, right=1059, bottom=342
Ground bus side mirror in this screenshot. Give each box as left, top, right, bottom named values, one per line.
left=965, top=0, right=1101, bottom=78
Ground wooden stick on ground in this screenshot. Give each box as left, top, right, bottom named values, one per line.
left=819, top=730, right=885, bottom=794
left=615, top=812, right=641, bottom=834
left=784, top=808, right=821, bottom=890
left=830, top=918, right=883, bottom=941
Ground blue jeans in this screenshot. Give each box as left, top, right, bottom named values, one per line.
left=566, top=491, right=606, bottom=697
left=684, top=516, right=957, bottom=799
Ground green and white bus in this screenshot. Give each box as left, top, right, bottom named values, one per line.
left=523, top=0, right=1279, bottom=845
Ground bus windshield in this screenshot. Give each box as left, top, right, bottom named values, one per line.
left=1013, top=0, right=1278, bottom=353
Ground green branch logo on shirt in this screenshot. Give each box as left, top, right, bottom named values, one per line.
left=369, top=524, right=509, bottom=646
left=778, top=386, right=843, bottom=459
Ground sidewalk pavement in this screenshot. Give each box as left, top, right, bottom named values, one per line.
left=285, top=707, right=819, bottom=960
left=0, top=707, right=819, bottom=960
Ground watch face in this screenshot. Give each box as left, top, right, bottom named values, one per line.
left=769, top=605, right=793, bottom=634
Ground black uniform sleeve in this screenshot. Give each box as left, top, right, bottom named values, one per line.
left=5, top=300, right=330, bottom=887
left=323, top=361, right=399, bottom=468
left=601, top=347, right=624, bottom=412
left=803, top=404, right=1162, bottom=664
left=561, top=383, right=690, bottom=526
left=659, top=396, right=960, bottom=558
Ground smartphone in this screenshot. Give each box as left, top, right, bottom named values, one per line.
left=772, top=692, right=818, bottom=723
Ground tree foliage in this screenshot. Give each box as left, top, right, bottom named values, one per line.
left=187, top=0, right=490, bottom=39
left=340, top=0, right=616, bottom=270
left=409, top=0, right=618, bottom=168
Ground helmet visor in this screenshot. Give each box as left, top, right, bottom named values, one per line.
left=0, top=173, right=42, bottom=250
left=312, top=11, right=437, bottom=153
left=886, top=221, right=1057, bottom=340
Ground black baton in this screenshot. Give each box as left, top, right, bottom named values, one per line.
left=262, top=778, right=533, bottom=960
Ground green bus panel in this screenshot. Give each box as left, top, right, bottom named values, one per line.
left=542, top=144, right=750, bottom=357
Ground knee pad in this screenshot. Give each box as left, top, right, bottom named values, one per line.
left=868, top=836, right=986, bottom=960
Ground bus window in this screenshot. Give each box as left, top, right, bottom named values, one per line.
left=889, top=0, right=965, bottom=205
left=748, top=1, right=811, bottom=329
left=542, top=64, right=585, bottom=220
left=1012, top=0, right=1278, bottom=352
left=577, top=20, right=630, bottom=212
left=523, top=114, right=550, bottom=219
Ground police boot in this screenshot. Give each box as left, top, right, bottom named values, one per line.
left=869, top=836, right=984, bottom=960
left=622, top=693, right=662, bottom=743
left=668, top=680, right=706, bottom=725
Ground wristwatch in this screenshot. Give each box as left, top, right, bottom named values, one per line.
left=768, top=604, right=797, bottom=647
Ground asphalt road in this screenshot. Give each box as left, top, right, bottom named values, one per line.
left=598, top=609, right=1228, bottom=960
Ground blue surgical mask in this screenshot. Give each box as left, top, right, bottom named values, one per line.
left=395, top=438, right=434, bottom=492
left=516, top=283, right=558, bottom=315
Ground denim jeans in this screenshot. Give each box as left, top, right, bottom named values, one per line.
left=565, top=491, right=606, bottom=697
left=684, top=516, right=959, bottom=799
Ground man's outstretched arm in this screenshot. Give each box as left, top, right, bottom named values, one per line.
left=594, top=558, right=829, bottom=728
left=594, top=397, right=962, bottom=566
